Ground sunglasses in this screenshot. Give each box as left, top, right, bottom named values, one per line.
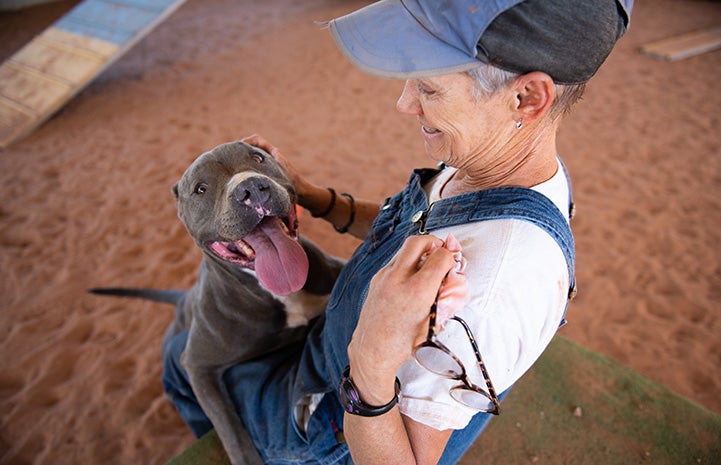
left=413, top=301, right=500, bottom=415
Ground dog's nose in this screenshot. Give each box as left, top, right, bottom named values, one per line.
left=233, top=177, right=272, bottom=207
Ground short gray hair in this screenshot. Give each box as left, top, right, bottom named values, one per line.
left=466, top=64, right=586, bottom=121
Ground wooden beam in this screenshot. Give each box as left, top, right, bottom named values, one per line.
left=641, top=26, right=721, bottom=61
left=0, top=0, right=187, bottom=149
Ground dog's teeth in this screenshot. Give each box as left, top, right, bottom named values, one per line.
left=278, top=218, right=290, bottom=234
left=236, top=241, right=254, bottom=256
left=227, top=240, right=253, bottom=256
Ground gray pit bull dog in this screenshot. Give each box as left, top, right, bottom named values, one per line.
left=91, top=141, right=344, bottom=465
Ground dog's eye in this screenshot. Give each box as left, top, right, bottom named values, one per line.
left=194, top=182, right=208, bottom=194
left=250, top=151, right=264, bottom=163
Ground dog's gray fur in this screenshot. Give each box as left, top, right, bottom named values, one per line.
left=92, top=141, right=344, bottom=464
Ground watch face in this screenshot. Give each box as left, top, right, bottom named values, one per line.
left=338, top=366, right=400, bottom=417
left=339, top=373, right=362, bottom=414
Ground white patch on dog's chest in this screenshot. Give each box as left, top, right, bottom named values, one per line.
left=274, top=291, right=330, bottom=328
left=242, top=268, right=329, bottom=328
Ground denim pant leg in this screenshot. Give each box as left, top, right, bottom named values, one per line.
left=162, top=326, right=337, bottom=464
left=436, top=389, right=511, bottom=465
left=163, top=325, right=508, bottom=465
left=162, top=329, right=214, bottom=438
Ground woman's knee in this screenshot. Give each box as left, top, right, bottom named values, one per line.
left=161, top=330, right=190, bottom=393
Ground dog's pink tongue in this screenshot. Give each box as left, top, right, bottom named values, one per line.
left=242, top=217, right=309, bottom=295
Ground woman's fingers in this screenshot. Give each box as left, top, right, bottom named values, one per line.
left=241, top=133, right=305, bottom=188
left=241, top=133, right=278, bottom=156
left=388, top=235, right=441, bottom=271
left=390, top=235, right=458, bottom=288
left=369, top=236, right=460, bottom=327
left=241, top=133, right=291, bottom=169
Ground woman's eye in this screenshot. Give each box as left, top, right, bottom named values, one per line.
left=417, top=83, right=436, bottom=95
left=250, top=151, right=264, bottom=163
left=194, top=182, right=208, bottom=194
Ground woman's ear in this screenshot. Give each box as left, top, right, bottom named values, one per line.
left=513, top=71, right=555, bottom=123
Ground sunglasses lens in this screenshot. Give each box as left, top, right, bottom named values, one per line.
left=450, top=386, right=496, bottom=412
left=414, top=346, right=463, bottom=378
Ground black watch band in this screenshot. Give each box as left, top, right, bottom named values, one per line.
left=338, top=366, right=401, bottom=417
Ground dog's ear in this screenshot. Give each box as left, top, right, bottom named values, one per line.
left=172, top=183, right=179, bottom=199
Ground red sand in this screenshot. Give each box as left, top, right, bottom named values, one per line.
left=1, top=0, right=720, bottom=463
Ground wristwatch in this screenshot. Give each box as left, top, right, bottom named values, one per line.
left=338, top=365, right=401, bottom=417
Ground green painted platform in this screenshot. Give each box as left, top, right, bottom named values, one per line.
left=165, top=336, right=721, bottom=465
left=0, top=0, right=186, bottom=148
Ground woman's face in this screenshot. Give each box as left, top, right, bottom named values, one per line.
left=396, top=73, right=513, bottom=169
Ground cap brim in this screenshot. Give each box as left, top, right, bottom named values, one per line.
left=329, top=0, right=481, bottom=79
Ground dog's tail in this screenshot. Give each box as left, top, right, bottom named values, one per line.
left=89, top=287, right=184, bottom=305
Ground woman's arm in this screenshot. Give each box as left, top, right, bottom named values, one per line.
left=343, top=235, right=459, bottom=464
left=344, top=407, right=452, bottom=465
left=296, top=182, right=380, bottom=240
left=242, top=134, right=379, bottom=239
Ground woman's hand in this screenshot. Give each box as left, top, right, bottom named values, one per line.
left=241, top=133, right=380, bottom=239
left=241, top=134, right=334, bottom=221
left=433, top=234, right=469, bottom=329
left=241, top=134, right=314, bottom=197
left=347, top=235, right=461, bottom=405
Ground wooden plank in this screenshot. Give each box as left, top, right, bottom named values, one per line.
left=11, top=38, right=107, bottom=83
left=0, top=63, right=72, bottom=113
left=41, top=27, right=118, bottom=57
left=0, top=100, right=35, bottom=142
left=641, top=26, right=721, bottom=61
left=0, top=63, right=73, bottom=145
left=0, top=0, right=187, bottom=149
left=59, top=0, right=164, bottom=40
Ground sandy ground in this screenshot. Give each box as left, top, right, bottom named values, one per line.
left=0, top=0, right=720, bottom=463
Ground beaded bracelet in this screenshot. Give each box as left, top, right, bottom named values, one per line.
left=311, top=187, right=337, bottom=218
left=334, top=192, right=355, bottom=234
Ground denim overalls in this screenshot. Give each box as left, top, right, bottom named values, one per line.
left=163, top=166, right=576, bottom=465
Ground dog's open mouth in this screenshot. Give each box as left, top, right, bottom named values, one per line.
left=207, top=215, right=309, bottom=296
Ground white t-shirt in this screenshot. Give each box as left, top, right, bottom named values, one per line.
left=397, top=160, right=571, bottom=430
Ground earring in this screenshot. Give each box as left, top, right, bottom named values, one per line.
left=516, top=119, right=523, bottom=129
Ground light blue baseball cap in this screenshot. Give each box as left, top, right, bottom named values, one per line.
left=329, top=0, right=633, bottom=84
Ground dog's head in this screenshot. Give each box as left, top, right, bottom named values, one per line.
left=173, top=141, right=308, bottom=295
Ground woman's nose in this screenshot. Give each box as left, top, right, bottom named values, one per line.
left=396, top=80, right=422, bottom=115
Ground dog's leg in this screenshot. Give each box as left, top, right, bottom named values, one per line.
left=183, top=365, right=264, bottom=465
left=181, top=343, right=264, bottom=465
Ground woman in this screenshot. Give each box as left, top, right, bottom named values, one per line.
left=163, top=1, right=633, bottom=464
